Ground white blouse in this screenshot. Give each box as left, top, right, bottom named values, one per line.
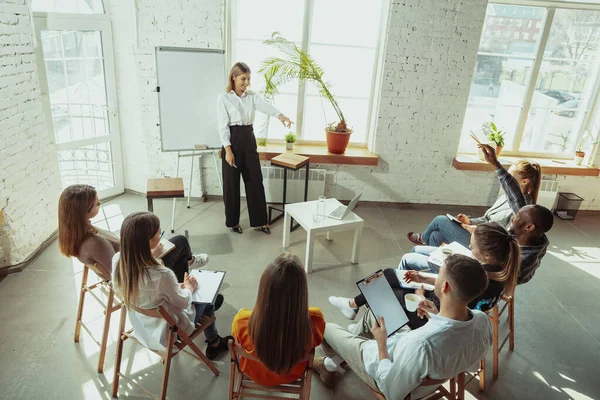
left=216, top=90, right=281, bottom=147
left=111, top=253, right=196, bottom=351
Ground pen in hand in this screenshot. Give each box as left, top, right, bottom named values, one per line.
left=160, top=230, right=165, bottom=239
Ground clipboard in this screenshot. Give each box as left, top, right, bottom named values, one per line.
left=189, top=269, right=226, bottom=304
left=356, top=270, right=409, bottom=337
left=157, top=238, right=175, bottom=259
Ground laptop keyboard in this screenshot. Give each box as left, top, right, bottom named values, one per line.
left=330, top=206, right=345, bottom=218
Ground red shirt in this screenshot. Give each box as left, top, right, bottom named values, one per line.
left=231, top=307, right=326, bottom=386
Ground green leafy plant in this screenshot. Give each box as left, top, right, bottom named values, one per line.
left=482, top=121, right=505, bottom=147
left=257, top=73, right=277, bottom=146
left=285, top=132, right=296, bottom=143
left=260, top=32, right=350, bottom=133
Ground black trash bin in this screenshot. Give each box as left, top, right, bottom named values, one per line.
left=554, top=192, right=584, bottom=220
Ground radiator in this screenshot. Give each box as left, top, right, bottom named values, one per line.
left=241, top=167, right=327, bottom=203
left=496, top=179, right=559, bottom=211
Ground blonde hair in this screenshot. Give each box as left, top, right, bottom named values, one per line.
left=226, top=62, right=251, bottom=92
left=113, top=212, right=161, bottom=308
left=514, top=160, right=542, bottom=204
left=58, top=184, right=98, bottom=257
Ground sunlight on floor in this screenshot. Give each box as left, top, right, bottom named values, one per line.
left=548, top=246, right=600, bottom=279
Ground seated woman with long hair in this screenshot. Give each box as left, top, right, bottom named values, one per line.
left=407, top=160, right=541, bottom=248
left=231, top=253, right=325, bottom=386
left=112, top=212, right=231, bottom=358
left=329, top=222, right=520, bottom=330
left=58, top=184, right=208, bottom=281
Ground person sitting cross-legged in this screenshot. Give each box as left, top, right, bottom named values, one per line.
left=313, top=255, right=492, bottom=400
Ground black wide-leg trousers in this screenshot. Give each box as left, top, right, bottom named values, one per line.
left=221, top=125, right=268, bottom=228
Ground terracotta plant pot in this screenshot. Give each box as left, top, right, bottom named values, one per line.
left=495, top=145, right=503, bottom=156
left=326, top=130, right=352, bottom=154
left=574, top=151, right=585, bottom=165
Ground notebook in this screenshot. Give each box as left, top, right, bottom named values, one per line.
left=396, top=270, right=436, bottom=291
left=427, top=242, right=473, bottom=268
left=157, top=238, right=175, bottom=259
left=189, top=270, right=226, bottom=304
left=357, top=270, right=409, bottom=337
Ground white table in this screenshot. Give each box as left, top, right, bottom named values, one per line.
left=283, top=198, right=364, bottom=273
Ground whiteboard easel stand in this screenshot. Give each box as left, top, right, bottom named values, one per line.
left=169, top=149, right=223, bottom=233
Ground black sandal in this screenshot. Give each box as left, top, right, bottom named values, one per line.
left=230, top=226, right=243, bottom=234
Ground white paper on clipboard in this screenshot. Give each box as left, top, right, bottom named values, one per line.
left=189, top=270, right=225, bottom=304
left=357, top=271, right=409, bottom=336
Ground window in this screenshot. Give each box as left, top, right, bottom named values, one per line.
left=229, top=0, right=387, bottom=144
left=33, top=1, right=124, bottom=198
left=460, top=4, right=600, bottom=158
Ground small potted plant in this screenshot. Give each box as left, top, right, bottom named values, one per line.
left=285, top=132, right=296, bottom=150
left=574, top=131, right=589, bottom=165
left=483, top=121, right=505, bottom=156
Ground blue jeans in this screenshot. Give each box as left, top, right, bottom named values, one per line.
left=422, top=215, right=471, bottom=248
left=194, top=303, right=219, bottom=345
left=399, top=246, right=441, bottom=274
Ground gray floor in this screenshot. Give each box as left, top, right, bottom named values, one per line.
left=1, top=194, right=599, bottom=400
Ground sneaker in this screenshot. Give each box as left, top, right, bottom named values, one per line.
left=189, top=253, right=209, bottom=269
left=313, top=356, right=339, bottom=388
left=407, top=232, right=425, bottom=246
left=328, top=296, right=358, bottom=320
left=205, top=335, right=233, bottom=360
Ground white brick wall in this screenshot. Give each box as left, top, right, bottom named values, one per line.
left=112, top=0, right=600, bottom=210
left=0, top=0, right=62, bottom=268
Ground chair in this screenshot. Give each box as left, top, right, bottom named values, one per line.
left=228, top=340, right=314, bottom=399
left=370, top=373, right=465, bottom=400
left=466, top=294, right=515, bottom=392
left=73, top=263, right=121, bottom=373
left=112, top=304, right=219, bottom=400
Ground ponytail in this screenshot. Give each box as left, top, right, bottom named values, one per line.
left=514, top=161, right=542, bottom=204
left=474, top=222, right=521, bottom=297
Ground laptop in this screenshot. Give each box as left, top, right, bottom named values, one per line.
left=327, top=192, right=363, bottom=220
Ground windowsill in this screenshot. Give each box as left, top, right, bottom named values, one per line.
left=453, top=154, right=600, bottom=177
left=257, top=142, right=379, bottom=166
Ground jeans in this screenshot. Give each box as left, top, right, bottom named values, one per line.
left=421, top=215, right=471, bottom=248
left=161, top=235, right=193, bottom=283
left=194, top=302, right=219, bottom=345
left=399, top=246, right=441, bottom=273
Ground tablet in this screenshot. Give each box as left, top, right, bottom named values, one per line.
left=357, top=270, right=410, bottom=337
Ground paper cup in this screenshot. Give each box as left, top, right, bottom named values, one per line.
left=405, top=293, right=422, bottom=312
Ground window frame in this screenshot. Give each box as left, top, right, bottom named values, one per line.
left=462, top=0, right=600, bottom=159
left=225, top=0, right=390, bottom=147
left=32, top=1, right=125, bottom=198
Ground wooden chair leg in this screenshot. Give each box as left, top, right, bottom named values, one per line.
left=112, top=305, right=127, bottom=398
left=509, top=298, right=515, bottom=351
left=96, top=286, right=114, bottom=373
left=159, top=328, right=177, bottom=400
left=74, top=266, right=89, bottom=342
left=181, top=334, right=220, bottom=376
left=457, top=372, right=465, bottom=400
left=479, top=359, right=485, bottom=392
left=228, top=358, right=236, bottom=400
left=492, top=306, right=499, bottom=379
left=449, top=376, right=456, bottom=398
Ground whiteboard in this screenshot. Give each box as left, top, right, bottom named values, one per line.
left=156, top=47, right=226, bottom=151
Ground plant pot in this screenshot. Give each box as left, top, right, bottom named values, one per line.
left=326, top=130, right=352, bottom=154
left=286, top=142, right=294, bottom=150
left=574, top=151, right=585, bottom=165
left=495, top=145, right=503, bottom=156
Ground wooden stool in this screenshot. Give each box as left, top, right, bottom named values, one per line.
left=268, top=153, right=310, bottom=231
left=147, top=178, right=185, bottom=231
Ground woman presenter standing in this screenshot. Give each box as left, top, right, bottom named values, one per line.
left=217, top=62, right=293, bottom=234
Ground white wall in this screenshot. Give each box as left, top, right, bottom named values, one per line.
left=0, top=0, right=62, bottom=268
left=111, top=0, right=600, bottom=210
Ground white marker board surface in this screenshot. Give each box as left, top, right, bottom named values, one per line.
left=156, top=47, right=225, bottom=151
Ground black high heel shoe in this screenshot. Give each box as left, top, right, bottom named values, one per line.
left=230, top=226, right=243, bottom=234
left=254, top=226, right=270, bottom=234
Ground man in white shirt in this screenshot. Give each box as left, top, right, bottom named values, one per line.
left=313, top=254, right=492, bottom=400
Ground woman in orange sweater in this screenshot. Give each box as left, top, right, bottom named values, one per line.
left=232, top=253, right=325, bottom=386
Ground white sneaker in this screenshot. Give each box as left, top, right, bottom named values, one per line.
left=328, top=296, right=357, bottom=320
left=189, top=253, right=209, bottom=269
left=324, top=356, right=346, bottom=374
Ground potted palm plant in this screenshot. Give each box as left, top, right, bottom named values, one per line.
left=285, top=132, right=296, bottom=150
left=260, top=32, right=352, bottom=154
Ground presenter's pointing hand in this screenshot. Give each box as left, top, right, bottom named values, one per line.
left=278, top=114, right=294, bottom=129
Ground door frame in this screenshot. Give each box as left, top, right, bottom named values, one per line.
left=33, top=12, right=124, bottom=199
